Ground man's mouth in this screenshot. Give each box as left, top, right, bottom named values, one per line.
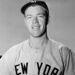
left=32, top=25, right=40, bottom=30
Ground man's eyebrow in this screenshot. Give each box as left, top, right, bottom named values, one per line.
left=37, top=13, right=45, bottom=15
left=25, top=14, right=32, bottom=17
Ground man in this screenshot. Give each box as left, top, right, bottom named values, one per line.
left=0, top=0, right=75, bottom=75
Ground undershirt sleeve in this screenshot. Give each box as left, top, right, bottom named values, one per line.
left=60, top=47, right=75, bottom=75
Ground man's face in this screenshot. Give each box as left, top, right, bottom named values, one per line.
left=24, top=5, right=47, bottom=37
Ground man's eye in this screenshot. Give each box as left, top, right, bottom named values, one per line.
left=38, top=15, right=45, bottom=18
left=27, top=16, right=32, bottom=19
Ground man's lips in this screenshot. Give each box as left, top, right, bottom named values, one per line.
left=32, top=25, right=40, bottom=30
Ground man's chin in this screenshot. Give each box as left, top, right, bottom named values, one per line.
left=31, top=33, right=45, bottom=38
left=30, top=31, right=46, bottom=37
left=31, top=35, right=41, bottom=38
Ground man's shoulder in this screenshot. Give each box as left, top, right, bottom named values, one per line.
left=0, top=40, right=28, bottom=65
left=49, top=39, right=72, bottom=53
left=49, top=39, right=64, bottom=49
left=6, top=40, right=28, bottom=54
left=49, top=39, right=74, bottom=60
left=2, top=40, right=28, bottom=59
left=49, top=39, right=74, bottom=56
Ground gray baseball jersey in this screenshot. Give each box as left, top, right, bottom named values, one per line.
left=0, top=39, right=75, bottom=75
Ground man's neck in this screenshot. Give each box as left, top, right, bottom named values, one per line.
left=29, top=34, right=48, bottom=49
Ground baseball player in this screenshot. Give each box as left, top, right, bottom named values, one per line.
left=0, top=0, right=75, bottom=75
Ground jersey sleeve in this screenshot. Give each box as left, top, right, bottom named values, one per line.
left=0, top=54, right=10, bottom=75
left=0, top=42, right=23, bottom=75
left=60, top=46, right=75, bottom=75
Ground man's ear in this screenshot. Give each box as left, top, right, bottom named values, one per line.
left=24, top=18, right=28, bottom=28
left=24, top=18, right=26, bottom=23
left=24, top=18, right=26, bottom=25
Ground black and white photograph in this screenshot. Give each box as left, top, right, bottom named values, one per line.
left=0, top=0, right=75, bottom=75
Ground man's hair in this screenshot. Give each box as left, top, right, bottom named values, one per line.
left=21, top=0, right=49, bottom=25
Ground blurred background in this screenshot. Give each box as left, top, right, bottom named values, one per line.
left=0, top=0, right=75, bottom=55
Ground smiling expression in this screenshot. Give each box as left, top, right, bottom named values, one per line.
left=24, top=5, right=48, bottom=37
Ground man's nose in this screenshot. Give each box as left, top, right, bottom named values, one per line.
left=33, top=17, right=39, bottom=24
